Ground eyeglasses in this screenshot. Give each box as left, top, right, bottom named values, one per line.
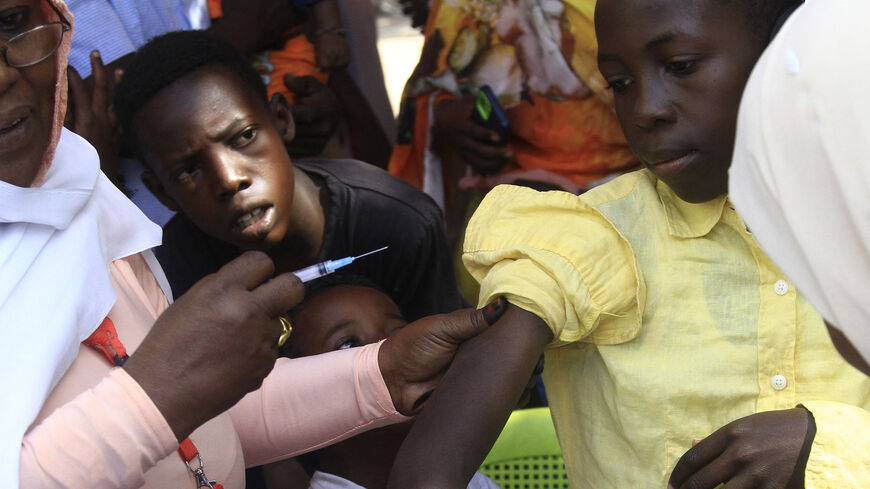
left=0, top=22, right=70, bottom=68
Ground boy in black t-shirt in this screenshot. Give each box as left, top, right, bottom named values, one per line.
left=114, top=30, right=462, bottom=319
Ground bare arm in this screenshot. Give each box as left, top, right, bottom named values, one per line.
left=327, top=70, right=392, bottom=168
left=388, top=304, right=553, bottom=488
left=311, top=0, right=349, bottom=71
left=236, top=303, right=504, bottom=466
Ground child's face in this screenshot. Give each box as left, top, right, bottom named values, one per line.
left=595, top=0, right=765, bottom=203
left=289, top=285, right=407, bottom=357
left=134, top=65, right=296, bottom=251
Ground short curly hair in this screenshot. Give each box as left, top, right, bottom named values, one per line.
left=113, top=30, right=269, bottom=145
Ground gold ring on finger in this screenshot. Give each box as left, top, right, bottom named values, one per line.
left=277, top=315, right=293, bottom=348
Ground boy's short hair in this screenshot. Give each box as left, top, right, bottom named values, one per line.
left=729, top=0, right=803, bottom=40
left=113, top=30, right=269, bottom=143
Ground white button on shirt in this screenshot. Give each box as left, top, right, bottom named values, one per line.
left=772, top=374, right=788, bottom=390
left=774, top=280, right=789, bottom=295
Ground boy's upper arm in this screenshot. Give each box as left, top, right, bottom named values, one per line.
left=388, top=304, right=552, bottom=489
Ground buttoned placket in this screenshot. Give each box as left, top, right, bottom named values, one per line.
left=729, top=207, right=798, bottom=411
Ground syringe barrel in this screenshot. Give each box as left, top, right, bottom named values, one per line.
left=293, top=261, right=331, bottom=282
left=292, top=257, right=355, bottom=283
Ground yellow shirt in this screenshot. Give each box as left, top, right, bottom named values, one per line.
left=464, top=170, right=870, bottom=488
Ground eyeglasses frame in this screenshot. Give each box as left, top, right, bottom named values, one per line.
left=0, top=21, right=71, bottom=69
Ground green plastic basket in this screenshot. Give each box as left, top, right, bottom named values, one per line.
left=479, top=407, right=569, bottom=489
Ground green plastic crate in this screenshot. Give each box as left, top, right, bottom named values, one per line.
left=480, top=407, right=569, bottom=489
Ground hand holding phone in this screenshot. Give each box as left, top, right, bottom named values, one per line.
left=432, top=93, right=515, bottom=176
left=470, top=85, right=511, bottom=143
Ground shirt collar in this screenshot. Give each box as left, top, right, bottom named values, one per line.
left=655, top=178, right=729, bottom=238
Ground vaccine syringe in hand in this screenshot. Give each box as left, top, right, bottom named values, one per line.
left=292, top=246, right=389, bottom=282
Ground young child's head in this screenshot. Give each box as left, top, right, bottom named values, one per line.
left=114, top=30, right=300, bottom=252
left=594, top=0, right=801, bottom=203
left=279, top=274, right=412, bottom=482
left=281, top=274, right=407, bottom=358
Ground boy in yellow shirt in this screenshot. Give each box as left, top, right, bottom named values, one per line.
left=387, top=1, right=870, bottom=488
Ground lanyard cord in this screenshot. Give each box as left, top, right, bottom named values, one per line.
left=83, top=318, right=224, bottom=489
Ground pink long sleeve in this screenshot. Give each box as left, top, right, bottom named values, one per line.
left=19, top=255, right=408, bottom=488
left=19, top=369, right=178, bottom=488
left=230, top=340, right=409, bottom=467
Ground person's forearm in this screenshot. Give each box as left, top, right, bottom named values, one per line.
left=230, top=342, right=407, bottom=467
left=20, top=369, right=177, bottom=489
left=328, top=71, right=392, bottom=168
left=388, top=305, right=553, bottom=488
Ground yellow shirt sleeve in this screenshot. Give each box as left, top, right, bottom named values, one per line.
left=801, top=400, right=870, bottom=488
left=463, top=185, right=645, bottom=346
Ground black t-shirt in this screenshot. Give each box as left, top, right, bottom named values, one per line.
left=155, top=159, right=463, bottom=320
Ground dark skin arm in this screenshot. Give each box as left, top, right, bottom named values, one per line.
left=379, top=298, right=509, bottom=415
left=668, top=407, right=816, bottom=489
left=825, top=320, right=870, bottom=377
left=311, top=0, right=350, bottom=71
left=327, top=69, right=392, bottom=169
left=388, top=304, right=553, bottom=488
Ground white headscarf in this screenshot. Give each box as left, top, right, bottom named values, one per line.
left=0, top=1, right=163, bottom=485
left=729, top=0, right=870, bottom=365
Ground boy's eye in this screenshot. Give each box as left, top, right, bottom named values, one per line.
left=665, top=59, right=699, bottom=76
left=0, top=7, right=28, bottom=33
left=605, top=77, right=632, bottom=93
left=231, top=127, right=257, bottom=148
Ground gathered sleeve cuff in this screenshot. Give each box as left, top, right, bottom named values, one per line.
left=229, top=341, right=408, bottom=467
left=801, top=400, right=870, bottom=488
left=20, top=368, right=177, bottom=489
left=463, top=185, right=644, bottom=346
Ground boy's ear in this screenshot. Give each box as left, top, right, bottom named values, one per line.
left=141, top=169, right=181, bottom=212
left=270, top=92, right=296, bottom=145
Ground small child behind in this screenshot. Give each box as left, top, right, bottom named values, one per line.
left=263, top=274, right=499, bottom=489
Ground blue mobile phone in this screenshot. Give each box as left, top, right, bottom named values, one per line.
left=470, top=85, right=510, bottom=142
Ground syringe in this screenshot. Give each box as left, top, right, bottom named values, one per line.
left=292, top=246, right=389, bottom=283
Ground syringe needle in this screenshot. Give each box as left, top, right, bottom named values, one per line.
left=292, top=247, right=389, bottom=283
left=353, top=246, right=388, bottom=260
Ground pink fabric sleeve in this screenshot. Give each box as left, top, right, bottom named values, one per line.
left=230, top=340, right=409, bottom=467
left=19, top=369, right=178, bottom=488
